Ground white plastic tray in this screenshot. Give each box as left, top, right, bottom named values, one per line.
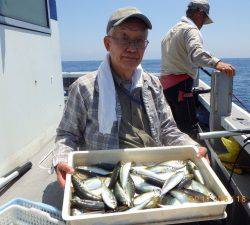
left=62, top=145, right=233, bottom=225
left=0, top=204, right=65, bottom=225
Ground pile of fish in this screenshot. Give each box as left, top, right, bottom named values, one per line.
left=70, top=160, right=218, bottom=216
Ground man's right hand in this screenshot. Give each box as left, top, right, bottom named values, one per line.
left=215, top=61, right=235, bottom=76
left=55, top=163, right=75, bottom=188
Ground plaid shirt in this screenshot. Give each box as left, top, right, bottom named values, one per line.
left=53, top=71, right=198, bottom=166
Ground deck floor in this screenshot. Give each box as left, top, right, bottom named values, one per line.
left=0, top=137, right=64, bottom=211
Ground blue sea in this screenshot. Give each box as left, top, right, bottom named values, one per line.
left=62, top=58, right=250, bottom=111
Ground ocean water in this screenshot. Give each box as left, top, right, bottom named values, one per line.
left=62, top=58, right=250, bottom=111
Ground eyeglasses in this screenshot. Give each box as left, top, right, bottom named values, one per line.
left=108, top=36, right=149, bottom=49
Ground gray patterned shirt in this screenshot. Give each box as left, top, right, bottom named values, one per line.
left=53, top=70, right=198, bottom=166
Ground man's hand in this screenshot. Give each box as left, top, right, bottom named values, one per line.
left=55, top=163, right=74, bottom=188
left=215, top=61, right=235, bottom=76
left=196, top=147, right=210, bottom=164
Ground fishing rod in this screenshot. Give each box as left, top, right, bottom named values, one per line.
left=198, top=129, right=250, bottom=140
left=0, top=161, right=32, bottom=191
left=200, top=67, right=211, bottom=77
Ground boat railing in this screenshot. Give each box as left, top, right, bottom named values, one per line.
left=196, top=71, right=250, bottom=155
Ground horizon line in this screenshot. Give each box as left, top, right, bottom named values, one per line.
left=62, top=57, right=250, bottom=62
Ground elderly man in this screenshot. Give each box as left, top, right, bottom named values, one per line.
left=53, top=7, right=205, bottom=188
left=161, top=0, right=235, bottom=137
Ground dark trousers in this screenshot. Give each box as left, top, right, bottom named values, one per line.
left=163, top=77, right=198, bottom=137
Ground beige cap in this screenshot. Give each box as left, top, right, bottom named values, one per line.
left=106, top=7, right=152, bottom=34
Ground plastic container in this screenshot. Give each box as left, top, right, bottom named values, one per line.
left=62, top=145, right=233, bottom=225
left=0, top=198, right=65, bottom=225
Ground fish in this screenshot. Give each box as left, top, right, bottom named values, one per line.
left=134, top=190, right=161, bottom=209
left=71, top=208, right=84, bottom=216
left=125, top=175, right=136, bottom=202
left=71, top=196, right=105, bottom=211
left=176, top=174, right=194, bottom=190
left=186, top=160, right=197, bottom=172
left=82, top=177, right=103, bottom=190
left=131, top=167, right=165, bottom=187
left=71, top=206, right=104, bottom=215
left=108, top=161, right=122, bottom=189
left=106, top=206, right=129, bottom=213
left=75, top=166, right=111, bottom=177
left=159, top=194, right=181, bottom=206
left=73, top=172, right=88, bottom=181
left=157, top=171, right=176, bottom=181
left=71, top=173, right=102, bottom=201
left=89, top=187, right=103, bottom=197
left=71, top=159, right=218, bottom=215
left=187, top=161, right=205, bottom=185
left=193, top=169, right=205, bottom=185
left=156, top=160, right=187, bottom=170
left=120, top=162, right=132, bottom=189
left=169, top=190, right=200, bottom=204
left=176, top=165, right=189, bottom=175
left=83, top=177, right=111, bottom=197
left=104, top=177, right=111, bottom=187
left=182, top=189, right=213, bottom=202
left=161, top=171, right=185, bottom=196
left=131, top=165, right=147, bottom=170
left=131, top=174, right=161, bottom=193
left=101, top=184, right=117, bottom=209
left=146, top=165, right=176, bottom=173
left=186, top=180, right=217, bottom=201
left=114, top=182, right=133, bottom=207
left=127, top=197, right=152, bottom=212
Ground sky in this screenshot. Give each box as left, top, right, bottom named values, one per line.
left=57, top=0, right=250, bottom=61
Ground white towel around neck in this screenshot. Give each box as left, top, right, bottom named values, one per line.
left=97, top=54, right=143, bottom=134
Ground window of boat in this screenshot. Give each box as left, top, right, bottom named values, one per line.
left=0, top=0, right=50, bottom=33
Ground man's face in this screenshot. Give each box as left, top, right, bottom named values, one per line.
left=104, top=19, right=148, bottom=79
left=196, top=10, right=208, bottom=29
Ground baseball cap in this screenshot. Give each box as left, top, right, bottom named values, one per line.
left=106, top=7, right=152, bottom=34
left=188, top=0, right=213, bottom=24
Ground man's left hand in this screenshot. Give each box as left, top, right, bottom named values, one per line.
left=215, top=61, right=235, bottom=76
left=197, top=147, right=210, bottom=163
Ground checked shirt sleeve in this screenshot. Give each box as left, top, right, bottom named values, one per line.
left=53, top=82, right=86, bottom=166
